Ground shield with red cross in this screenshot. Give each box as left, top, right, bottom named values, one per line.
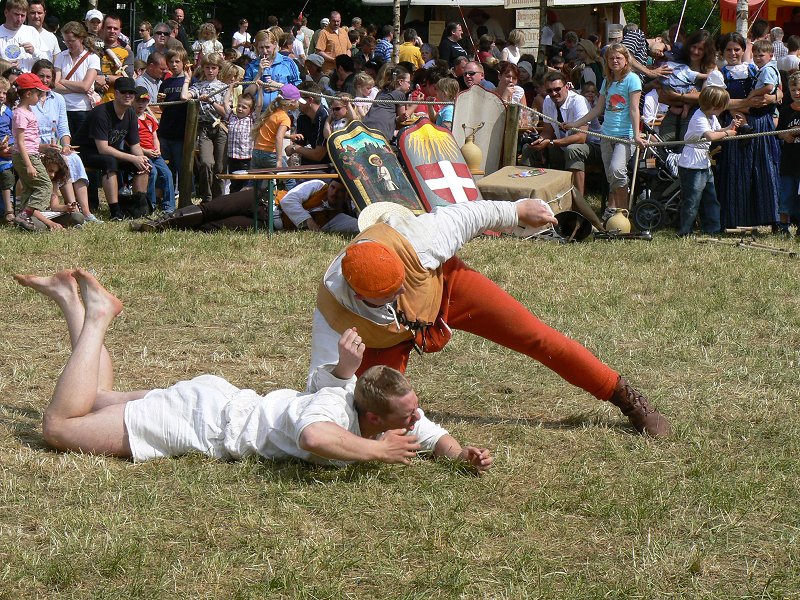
left=397, top=118, right=484, bottom=212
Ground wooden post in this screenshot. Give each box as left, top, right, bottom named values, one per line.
left=639, top=1, right=647, bottom=35
left=178, top=99, right=199, bottom=208
left=502, top=103, right=521, bottom=167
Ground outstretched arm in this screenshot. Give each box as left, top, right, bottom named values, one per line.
left=433, top=434, right=494, bottom=474
left=299, top=424, right=421, bottom=464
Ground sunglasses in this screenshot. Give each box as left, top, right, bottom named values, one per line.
left=154, top=30, right=170, bottom=35
left=464, top=71, right=480, bottom=76
left=546, top=86, right=564, bottom=94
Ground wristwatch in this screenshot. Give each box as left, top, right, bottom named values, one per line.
left=549, top=139, right=554, bottom=146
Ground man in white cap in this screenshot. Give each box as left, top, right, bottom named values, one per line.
left=0, top=0, right=46, bottom=72
left=310, top=17, right=329, bottom=56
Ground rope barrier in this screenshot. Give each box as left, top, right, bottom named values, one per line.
left=517, top=102, right=800, bottom=147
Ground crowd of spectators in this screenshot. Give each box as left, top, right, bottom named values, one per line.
left=1, top=0, right=798, bottom=235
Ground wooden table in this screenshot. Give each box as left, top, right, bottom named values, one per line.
left=217, top=171, right=340, bottom=233
left=476, top=166, right=574, bottom=213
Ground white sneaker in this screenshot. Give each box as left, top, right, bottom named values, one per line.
left=84, top=214, right=103, bottom=223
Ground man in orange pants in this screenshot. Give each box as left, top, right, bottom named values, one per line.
left=308, top=199, right=670, bottom=437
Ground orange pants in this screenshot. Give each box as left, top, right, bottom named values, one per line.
left=357, top=257, right=619, bottom=401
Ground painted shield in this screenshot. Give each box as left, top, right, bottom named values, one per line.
left=451, top=85, right=506, bottom=176
left=327, top=121, right=426, bottom=214
left=397, top=118, right=482, bottom=212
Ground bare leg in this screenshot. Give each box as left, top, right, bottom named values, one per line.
left=71, top=180, right=94, bottom=218
left=14, top=271, right=115, bottom=391
left=38, top=269, right=131, bottom=456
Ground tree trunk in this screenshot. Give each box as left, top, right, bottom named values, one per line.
left=736, top=0, right=749, bottom=37
left=393, top=0, right=401, bottom=64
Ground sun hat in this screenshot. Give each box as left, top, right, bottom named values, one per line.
left=357, top=201, right=415, bottom=232
left=305, top=54, right=325, bottom=68
left=279, top=83, right=306, bottom=104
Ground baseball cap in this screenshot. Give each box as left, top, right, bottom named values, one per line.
left=14, top=72, right=49, bottom=92
left=114, top=77, right=137, bottom=94
left=134, top=85, right=151, bottom=100
left=279, top=83, right=306, bottom=104
left=85, top=9, right=103, bottom=22
left=321, top=18, right=330, bottom=26
left=305, top=53, right=324, bottom=68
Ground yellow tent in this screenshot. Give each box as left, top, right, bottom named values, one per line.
left=720, top=0, right=800, bottom=33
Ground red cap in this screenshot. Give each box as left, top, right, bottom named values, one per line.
left=15, top=73, right=49, bottom=92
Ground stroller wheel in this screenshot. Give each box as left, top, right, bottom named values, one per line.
left=631, top=199, right=666, bottom=231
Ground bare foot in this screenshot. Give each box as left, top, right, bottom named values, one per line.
left=72, top=269, right=123, bottom=320
left=13, top=271, right=80, bottom=307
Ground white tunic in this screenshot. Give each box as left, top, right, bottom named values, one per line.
left=124, top=366, right=448, bottom=465
left=308, top=201, right=520, bottom=386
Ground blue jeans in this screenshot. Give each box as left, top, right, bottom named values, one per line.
left=147, top=156, right=175, bottom=212
left=678, top=166, right=720, bottom=236
left=778, top=175, right=800, bottom=221
left=160, top=138, right=184, bottom=189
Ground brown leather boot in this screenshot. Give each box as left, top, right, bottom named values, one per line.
left=609, top=377, right=671, bottom=437
left=134, top=205, right=205, bottom=232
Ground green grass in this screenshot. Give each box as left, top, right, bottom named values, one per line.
left=1, top=223, right=799, bottom=598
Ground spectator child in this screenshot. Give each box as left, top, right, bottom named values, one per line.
left=777, top=72, right=800, bottom=234
left=183, top=52, right=228, bottom=202
left=192, top=22, right=224, bottom=64
left=353, top=72, right=377, bottom=119
left=748, top=39, right=782, bottom=120
left=220, top=62, right=244, bottom=109
left=133, top=86, right=175, bottom=212
left=251, top=83, right=303, bottom=171
left=676, top=86, right=741, bottom=236
left=12, top=73, right=60, bottom=231
left=429, top=76, right=458, bottom=129
left=39, top=147, right=84, bottom=227
left=563, top=43, right=644, bottom=216
left=216, top=84, right=263, bottom=192
left=580, top=81, right=603, bottom=143
left=323, top=92, right=356, bottom=138
left=158, top=48, right=191, bottom=190
left=0, top=77, right=13, bottom=224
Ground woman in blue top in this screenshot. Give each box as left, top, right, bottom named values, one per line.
left=716, top=32, right=780, bottom=228
left=564, top=43, right=644, bottom=217
left=245, top=30, right=301, bottom=106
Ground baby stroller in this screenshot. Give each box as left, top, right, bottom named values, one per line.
left=630, top=122, right=682, bottom=231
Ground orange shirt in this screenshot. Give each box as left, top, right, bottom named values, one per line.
left=254, top=109, right=290, bottom=152
left=315, top=27, right=351, bottom=72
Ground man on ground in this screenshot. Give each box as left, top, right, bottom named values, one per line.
left=15, top=269, right=493, bottom=473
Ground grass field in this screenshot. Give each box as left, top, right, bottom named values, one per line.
left=1, top=222, right=799, bottom=598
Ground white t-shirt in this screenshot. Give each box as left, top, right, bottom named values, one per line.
left=124, top=367, right=448, bottom=464
left=679, top=109, right=720, bottom=169
left=501, top=45, right=520, bottom=64
left=543, top=91, right=589, bottom=140
left=0, top=23, right=44, bottom=71
left=233, top=30, right=255, bottom=58
left=54, top=49, right=101, bottom=111
left=36, top=28, right=59, bottom=61
left=777, top=53, right=800, bottom=72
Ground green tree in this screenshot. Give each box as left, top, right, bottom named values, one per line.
left=623, top=0, right=721, bottom=39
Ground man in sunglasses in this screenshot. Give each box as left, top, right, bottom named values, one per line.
left=72, top=77, right=151, bottom=220
left=462, top=61, right=495, bottom=91
left=527, top=71, right=601, bottom=213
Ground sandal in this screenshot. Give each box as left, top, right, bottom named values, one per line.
left=4, top=211, right=13, bottom=225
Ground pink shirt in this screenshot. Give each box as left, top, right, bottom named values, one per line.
left=12, top=107, right=41, bottom=155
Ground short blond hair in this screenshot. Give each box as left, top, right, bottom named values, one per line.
left=354, top=366, right=413, bottom=416
left=0, top=76, right=9, bottom=92
left=698, top=86, right=730, bottom=112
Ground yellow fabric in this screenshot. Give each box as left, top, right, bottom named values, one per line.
left=399, top=42, right=424, bottom=70
left=100, top=46, right=131, bottom=103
